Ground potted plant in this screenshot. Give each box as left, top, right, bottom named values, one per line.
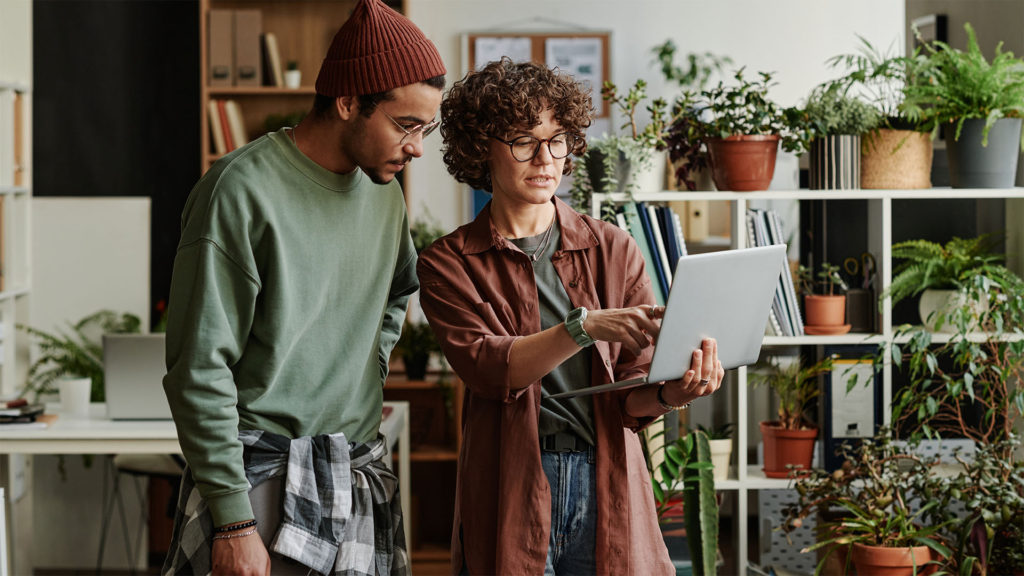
left=750, top=354, right=836, bottom=478
left=394, top=319, right=440, bottom=380
left=870, top=263, right=1023, bottom=574
left=902, top=22, right=1024, bottom=188
left=643, top=427, right=719, bottom=576
left=697, top=422, right=735, bottom=481
left=884, top=234, right=1015, bottom=332
left=798, top=262, right=849, bottom=333
left=570, top=79, right=671, bottom=215
left=786, top=85, right=880, bottom=190
left=665, top=68, right=802, bottom=192
left=651, top=40, right=732, bottom=191
left=781, top=431, right=952, bottom=576
left=284, top=60, right=302, bottom=89
left=825, top=35, right=936, bottom=189
left=19, top=310, right=142, bottom=405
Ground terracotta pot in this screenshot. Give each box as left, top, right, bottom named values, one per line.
left=760, top=421, right=816, bottom=478
left=706, top=134, right=780, bottom=191
left=861, top=129, right=933, bottom=189
left=851, top=543, right=936, bottom=576
left=805, top=294, right=846, bottom=327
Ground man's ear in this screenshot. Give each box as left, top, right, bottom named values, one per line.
left=335, top=96, right=358, bottom=120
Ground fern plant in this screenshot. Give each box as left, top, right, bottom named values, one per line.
left=902, top=22, right=1024, bottom=146
left=19, top=310, right=141, bottom=402
left=884, top=234, right=1015, bottom=307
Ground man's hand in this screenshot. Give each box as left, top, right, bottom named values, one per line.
left=583, top=305, right=664, bottom=355
left=660, top=338, right=724, bottom=407
left=211, top=529, right=270, bottom=576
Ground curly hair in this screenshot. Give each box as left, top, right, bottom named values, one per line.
left=441, top=58, right=594, bottom=192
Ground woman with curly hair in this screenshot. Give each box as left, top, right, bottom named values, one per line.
left=417, top=58, right=724, bottom=575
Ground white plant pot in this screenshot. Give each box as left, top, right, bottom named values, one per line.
left=633, top=151, right=667, bottom=193
left=708, top=438, right=733, bottom=481
left=284, top=69, right=302, bottom=89
left=59, top=376, right=93, bottom=419
left=918, top=288, right=989, bottom=333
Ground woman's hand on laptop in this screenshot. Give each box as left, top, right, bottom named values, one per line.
left=660, top=338, right=724, bottom=407
left=583, top=305, right=664, bottom=355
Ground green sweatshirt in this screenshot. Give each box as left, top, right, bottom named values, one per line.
left=163, top=128, right=418, bottom=525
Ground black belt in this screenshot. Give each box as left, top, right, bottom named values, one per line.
left=540, top=431, right=591, bottom=453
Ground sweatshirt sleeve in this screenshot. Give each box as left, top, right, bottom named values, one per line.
left=163, top=238, right=260, bottom=526
left=378, top=225, right=419, bottom=382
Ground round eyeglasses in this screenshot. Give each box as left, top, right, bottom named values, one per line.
left=379, top=108, right=440, bottom=145
left=493, top=133, right=579, bottom=162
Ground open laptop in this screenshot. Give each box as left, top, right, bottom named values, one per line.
left=549, top=244, right=786, bottom=399
left=103, top=333, right=173, bottom=420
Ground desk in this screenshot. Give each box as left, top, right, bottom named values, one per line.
left=0, top=401, right=410, bottom=572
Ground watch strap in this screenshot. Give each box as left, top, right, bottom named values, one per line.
left=565, top=307, right=596, bottom=348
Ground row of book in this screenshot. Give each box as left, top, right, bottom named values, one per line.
left=208, top=99, right=248, bottom=156
left=746, top=208, right=805, bottom=336
left=208, top=9, right=287, bottom=88
left=611, top=202, right=689, bottom=306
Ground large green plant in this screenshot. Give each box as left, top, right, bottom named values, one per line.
left=902, top=22, right=1024, bottom=146
left=19, top=310, right=141, bottom=402
left=643, top=428, right=718, bottom=576
left=651, top=40, right=732, bottom=93
left=664, top=69, right=801, bottom=190
left=824, top=35, right=934, bottom=130
left=884, top=234, right=1015, bottom=308
left=749, top=354, right=835, bottom=430
left=781, top=432, right=952, bottom=575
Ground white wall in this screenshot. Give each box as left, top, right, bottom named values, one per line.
left=0, top=0, right=32, bottom=84
left=29, top=198, right=151, bottom=570
left=404, top=0, right=905, bottom=231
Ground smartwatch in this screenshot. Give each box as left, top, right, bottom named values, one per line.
left=565, top=307, right=596, bottom=348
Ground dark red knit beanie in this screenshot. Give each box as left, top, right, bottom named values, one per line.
left=315, top=0, right=446, bottom=96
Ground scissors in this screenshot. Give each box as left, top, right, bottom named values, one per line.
left=843, top=252, right=877, bottom=290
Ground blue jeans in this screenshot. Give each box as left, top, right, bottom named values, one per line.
left=542, top=448, right=597, bottom=576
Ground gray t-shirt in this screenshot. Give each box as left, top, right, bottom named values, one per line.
left=510, top=222, right=595, bottom=446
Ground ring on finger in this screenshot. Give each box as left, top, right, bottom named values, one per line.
left=699, top=378, right=710, bottom=386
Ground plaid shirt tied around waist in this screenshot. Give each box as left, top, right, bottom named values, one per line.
left=163, top=430, right=408, bottom=576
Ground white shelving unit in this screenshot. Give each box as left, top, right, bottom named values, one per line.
left=0, top=81, right=31, bottom=400
left=592, top=188, right=1024, bottom=572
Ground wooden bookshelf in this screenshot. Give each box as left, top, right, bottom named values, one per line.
left=198, top=0, right=403, bottom=172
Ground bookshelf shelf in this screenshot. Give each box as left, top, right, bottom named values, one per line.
left=206, top=86, right=316, bottom=96
left=592, top=186, right=1024, bottom=573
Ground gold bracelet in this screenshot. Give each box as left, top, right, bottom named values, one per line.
left=656, top=385, right=691, bottom=411
left=212, top=527, right=259, bottom=541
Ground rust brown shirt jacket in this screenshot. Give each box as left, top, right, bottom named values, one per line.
left=417, top=198, right=674, bottom=576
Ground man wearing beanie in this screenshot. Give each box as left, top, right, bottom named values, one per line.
left=162, top=1, right=445, bottom=574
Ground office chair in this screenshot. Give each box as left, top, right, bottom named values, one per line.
left=97, top=453, right=185, bottom=574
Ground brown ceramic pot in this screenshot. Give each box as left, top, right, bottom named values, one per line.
left=759, top=421, right=816, bottom=478
left=851, top=543, right=936, bottom=576
left=805, top=294, right=846, bottom=327
left=706, top=134, right=780, bottom=191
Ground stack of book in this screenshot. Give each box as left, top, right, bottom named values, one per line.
left=0, top=397, right=50, bottom=429
left=611, top=201, right=689, bottom=306
left=746, top=208, right=804, bottom=336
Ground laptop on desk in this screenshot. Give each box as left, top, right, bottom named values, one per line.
left=104, top=333, right=173, bottom=420
left=549, top=244, right=786, bottom=399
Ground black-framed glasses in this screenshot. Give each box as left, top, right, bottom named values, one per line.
left=379, top=108, right=440, bottom=144
left=493, top=133, right=578, bottom=162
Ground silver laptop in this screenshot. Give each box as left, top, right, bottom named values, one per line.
left=103, top=333, right=173, bottom=420
left=549, top=244, right=786, bottom=399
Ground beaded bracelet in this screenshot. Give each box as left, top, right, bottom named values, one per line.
left=212, top=527, right=259, bottom=541
left=214, top=519, right=258, bottom=533
left=656, top=385, right=692, bottom=411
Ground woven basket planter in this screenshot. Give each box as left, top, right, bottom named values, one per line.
left=861, top=129, right=932, bottom=189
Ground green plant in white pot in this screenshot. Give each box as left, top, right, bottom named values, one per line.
left=697, top=423, right=735, bottom=482
left=571, top=79, right=671, bottom=216
left=884, top=234, right=1014, bottom=332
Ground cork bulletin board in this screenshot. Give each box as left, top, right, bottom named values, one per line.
left=462, top=32, right=611, bottom=117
